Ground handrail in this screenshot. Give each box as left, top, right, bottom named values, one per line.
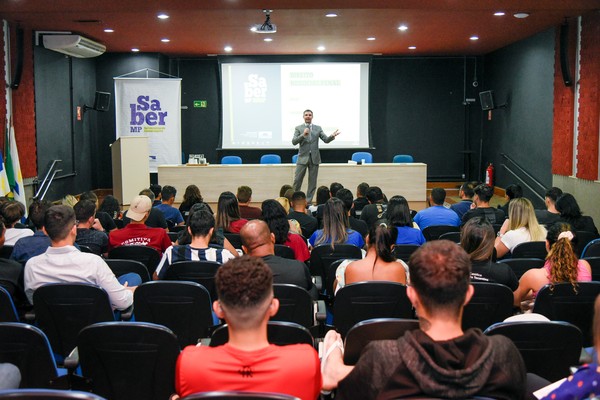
left=500, top=153, right=546, bottom=192
left=33, top=160, right=62, bottom=201
left=500, top=163, right=544, bottom=202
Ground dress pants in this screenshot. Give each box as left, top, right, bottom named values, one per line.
left=293, top=157, right=319, bottom=203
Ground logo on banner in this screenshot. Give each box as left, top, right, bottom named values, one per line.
left=129, top=95, right=168, bottom=133
left=244, top=74, right=267, bottom=103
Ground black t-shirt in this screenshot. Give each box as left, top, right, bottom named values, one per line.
left=470, top=260, right=519, bottom=291
left=461, top=207, right=505, bottom=226
left=288, top=210, right=318, bottom=238
left=96, top=211, right=117, bottom=232
left=360, top=203, right=388, bottom=230
left=349, top=216, right=368, bottom=238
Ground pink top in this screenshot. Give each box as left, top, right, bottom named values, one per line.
left=531, top=259, right=592, bottom=298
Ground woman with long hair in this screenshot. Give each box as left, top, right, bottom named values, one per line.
left=461, top=217, right=518, bottom=290
left=513, top=222, right=591, bottom=310
left=261, top=199, right=309, bottom=262
left=179, top=184, right=211, bottom=217
left=387, top=195, right=425, bottom=245
left=309, top=198, right=364, bottom=249
left=215, top=191, right=248, bottom=233
left=556, top=193, right=598, bottom=235
left=495, top=197, right=547, bottom=258
left=98, top=195, right=122, bottom=220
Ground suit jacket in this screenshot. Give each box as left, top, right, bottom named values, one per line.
left=292, top=123, right=335, bottom=165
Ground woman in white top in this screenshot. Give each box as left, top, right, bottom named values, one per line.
left=495, top=197, right=546, bottom=258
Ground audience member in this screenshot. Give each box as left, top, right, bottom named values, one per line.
left=352, top=182, right=370, bottom=218
left=150, top=183, right=162, bottom=206
left=79, top=191, right=117, bottom=232
left=155, top=185, right=184, bottom=227
left=413, top=188, right=460, bottom=230
left=216, top=191, right=248, bottom=234
left=155, top=209, right=236, bottom=279
left=241, top=220, right=317, bottom=299
left=461, top=217, right=518, bottom=290
left=330, top=182, right=344, bottom=197
left=288, top=191, right=318, bottom=238
left=98, top=194, right=122, bottom=220
left=0, top=220, right=27, bottom=307
left=450, top=182, right=475, bottom=219
left=11, top=200, right=52, bottom=265
left=2, top=202, right=33, bottom=246
left=237, top=185, right=262, bottom=219
left=387, top=195, right=425, bottom=245
left=122, top=188, right=168, bottom=229
left=360, top=186, right=388, bottom=229
left=175, top=255, right=321, bottom=398
left=322, top=240, right=526, bottom=399
left=535, top=187, right=563, bottom=226
left=24, top=205, right=138, bottom=310
left=513, top=222, right=591, bottom=311
left=74, top=200, right=109, bottom=256
left=274, top=196, right=293, bottom=215
left=556, top=193, right=599, bottom=235
left=261, top=200, right=309, bottom=262
left=309, top=198, right=365, bottom=249
left=279, top=184, right=293, bottom=198
left=498, top=183, right=523, bottom=216
left=283, top=188, right=294, bottom=204
left=179, top=184, right=212, bottom=219
left=461, top=184, right=505, bottom=226
left=109, top=195, right=172, bottom=255
left=311, top=185, right=331, bottom=224
left=495, top=198, right=547, bottom=259
left=335, top=188, right=368, bottom=238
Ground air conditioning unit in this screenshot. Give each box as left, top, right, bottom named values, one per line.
left=43, top=34, right=106, bottom=58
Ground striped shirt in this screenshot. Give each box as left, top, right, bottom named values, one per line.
left=156, top=244, right=236, bottom=279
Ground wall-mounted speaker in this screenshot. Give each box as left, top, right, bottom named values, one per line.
left=93, top=91, right=111, bottom=112
left=479, top=90, right=495, bottom=111
left=560, top=21, right=573, bottom=87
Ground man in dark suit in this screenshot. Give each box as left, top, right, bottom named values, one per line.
left=292, top=109, right=340, bottom=203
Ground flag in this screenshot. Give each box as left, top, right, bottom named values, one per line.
left=0, top=152, right=10, bottom=197
left=5, top=125, right=27, bottom=214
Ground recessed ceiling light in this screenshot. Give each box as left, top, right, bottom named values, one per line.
left=131, top=48, right=140, bottom=52
left=157, top=13, right=169, bottom=20
left=494, top=11, right=506, bottom=16
left=224, top=46, right=233, bottom=52
left=161, top=38, right=170, bottom=43
left=317, top=45, right=325, bottom=51
left=325, top=13, right=338, bottom=18
left=367, top=37, right=376, bottom=41
left=398, top=25, right=408, bottom=31
left=103, top=28, right=114, bottom=33
left=513, top=12, right=530, bottom=19
left=408, top=46, right=416, bottom=50
left=470, top=36, right=479, bottom=41
left=264, top=38, right=273, bottom=42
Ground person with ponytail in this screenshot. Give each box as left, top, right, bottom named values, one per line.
left=334, top=223, right=407, bottom=293
left=513, top=222, right=591, bottom=310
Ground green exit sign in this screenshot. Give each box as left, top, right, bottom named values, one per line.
left=193, top=100, right=207, bottom=108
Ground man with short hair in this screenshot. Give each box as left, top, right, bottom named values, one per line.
left=74, top=200, right=108, bottom=256
left=498, top=183, right=523, bottom=216
left=321, top=240, right=526, bottom=399
left=360, top=186, right=388, bottom=229
left=535, top=187, right=563, bottom=225
left=329, top=182, right=344, bottom=198
left=11, top=200, right=52, bottom=265
left=240, top=219, right=317, bottom=299
left=236, top=186, right=262, bottom=219
left=78, top=191, right=117, bottom=232
left=2, top=202, right=33, bottom=246
left=122, top=188, right=168, bottom=229
left=155, top=185, right=184, bottom=226
left=450, top=182, right=475, bottom=219
left=413, top=188, right=460, bottom=230
left=175, top=255, right=321, bottom=398
left=24, top=205, right=138, bottom=310
left=352, top=182, right=370, bottom=218
left=150, top=183, right=162, bottom=206
left=0, top=220, right=27, bottom=307
left=288, top=191, right=318, bottom=238
left=335, top=188, right=368, bottom=238
left=155, top=210, right=236, bottom=279
left=462, top=184, right=505, bottom=226
left=109, top=195, right=172, bottom=255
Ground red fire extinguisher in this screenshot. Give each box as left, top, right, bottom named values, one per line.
left=485, top=163, right=494, bottom=187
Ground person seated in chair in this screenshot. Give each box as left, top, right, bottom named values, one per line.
left=535, top=186, right=563, bottom=226
left=462, top=184, right=505, bottom=226
left=450, top=181, right=475, bottom=219
left=321, top=240, right=526, bottom=400
left=1, top=202, right=33, bottom=246
left=288, top=191, right=318, bottom=239
left=154, top=185, right=185, bottom=227
left=11, top=200, right=52, bottom=265
left=174, top=255, right=321, bottom=399
left=74, top=200, right=109, bottom=256
left=413, top=187, right=460, bottom=230
left=237, top=185, right=262, bottom=219
left=122, top=188, right=168, bottom=229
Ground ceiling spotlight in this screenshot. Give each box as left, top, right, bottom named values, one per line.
left=157, top=13, right=169, bottom=20
left=264, top=38, right=273, bottom=42
left=513, top=12, right=530, bottom=19
left=161, top=38, right=170, bottom=43
left=224, top=46, right=233, bottom=52
left=367, top=37, right=376, bottom=41
left=251, top=9, right=277, bottom=34
left=103, top=28, right=114, bottom=33
left=470, top=36, right=479, bottom=41
left=317, top=45, right=325, bottom=51
left=131, top=48, right=140, bottom=52
left=398, top=25, right=408, bottom=31
left=494, top=11, right=506, bottom=16
left=408, top=46, right=416, bottom=50
left=325, top=13, right=338, bottom=18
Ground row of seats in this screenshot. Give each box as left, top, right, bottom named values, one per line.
left=220, top=153, right=414, bottom=164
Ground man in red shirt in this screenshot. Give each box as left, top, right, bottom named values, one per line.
left=108, top=195, right=172, bottom=255
left=175, top=255, right=321, bottom=399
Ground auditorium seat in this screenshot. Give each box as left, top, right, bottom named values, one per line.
left=210, top=321, right=313, bottom=347
left=0, top=390, right=107, bottom=399
left=351, top=152, right=373, bottom=163
left=581, top=238, right=600, bottom=258
left=260, top=154, right=281, bottom=164
left=292, top=154, right=298, bottom=163
left=0, top=286, right=19, bottom=322
left=221, top=156, right=242, bottom=164
left=105, top=259, right=151, bottom=283
left=392, top=154, right=414, bottom=163
left=181, top=391, right=301, bottom=399
left=511, top=241, right=548, bottom=259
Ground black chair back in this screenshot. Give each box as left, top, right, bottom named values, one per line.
left=108, top=245, right=161, bottom=275
left=392, top=244, right=419, bottom=262
left=163, top=261, right=220, bottom=301
left=181, top=392, right=300, bottom=400
left=0, top=286, right=19, bottom=322
left=437, top=231, right=461, bottom=243
left=576, top=231, right=599, bottom=257
left=274, top=244, right=295, bottom=260
left=0, top=245, right=14, bottom=259
left=78, top=245, right=94, bottom=254
left=334, top=282, right=414, bottom=338
left=326, top=259, right=359, bottom=301
left=77, top=322, right=179, bottom=400
left=272, top=284, right=313, bottom=328
left=169, top=225, right=187, bottom=233
left=167, top=232, right=179, bottom=242
left=210, top=321, right=313, bottom=347
left=421, top=225, right=460, bottom=241
left=501, top=258, right=545, bottom=279
left=462, top=283, right=514, bottom=331
left=582, top=239, right=600, bottom=258
left=309, top=244, right=362, bottom=290
left=343, top=318, right=419, bottom=365
left=32, top=283, right=115, bottom=358
left=224, top=233, right=243, bottom=250
left=583, top=256, right=600, bottom=281
left=134, top=281, right=213, bottom=347
left=533, top=282, right=600, bottom=347
left=0, top=389, right=107, bottom=399
left=511, top=241, right=547, bottom=259
left=0, top=322, right=62, bottom=388
left=104, top=259, right=151, bottom=283
left=484, top=321, right=582, bottom=381
left=113, top=219, right=124, bottom=229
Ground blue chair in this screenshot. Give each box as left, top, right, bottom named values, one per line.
left=292, top=154, right=298, bottom=163
left=351, top=152, right=373, bottom=163
left=221, top=156, right=242, bottom=164
left=392, top=154, right=414, bottom=163
left=260, top=154, right=281, bottom=164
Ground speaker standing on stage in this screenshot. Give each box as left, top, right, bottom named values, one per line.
left=292, top=109, right=340, bottom=203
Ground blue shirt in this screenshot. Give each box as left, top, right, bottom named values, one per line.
left=450, top=200, right=473, bottom=219
left=309, top=229, right=365, bottom=248
left=10, top=231, right=52, bottom=265
left=154, top=203, right=184, bottom=225
left=413, top=205, right=461, bottom=230
left=395, top=226, right=426, bottom=246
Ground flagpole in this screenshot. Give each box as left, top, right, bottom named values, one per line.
left=3, top=20, right=12, bottom=138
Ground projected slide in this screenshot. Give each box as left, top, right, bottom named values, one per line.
left=221, top=62, right=370, bottom=149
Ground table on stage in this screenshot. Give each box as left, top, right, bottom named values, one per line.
left=157, top=163, right=427, bottom=209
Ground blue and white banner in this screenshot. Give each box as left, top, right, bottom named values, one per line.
left=114, top=78, right=181, bottom=172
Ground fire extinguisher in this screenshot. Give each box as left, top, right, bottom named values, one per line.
left=485, top=163, right=494, bottom=187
